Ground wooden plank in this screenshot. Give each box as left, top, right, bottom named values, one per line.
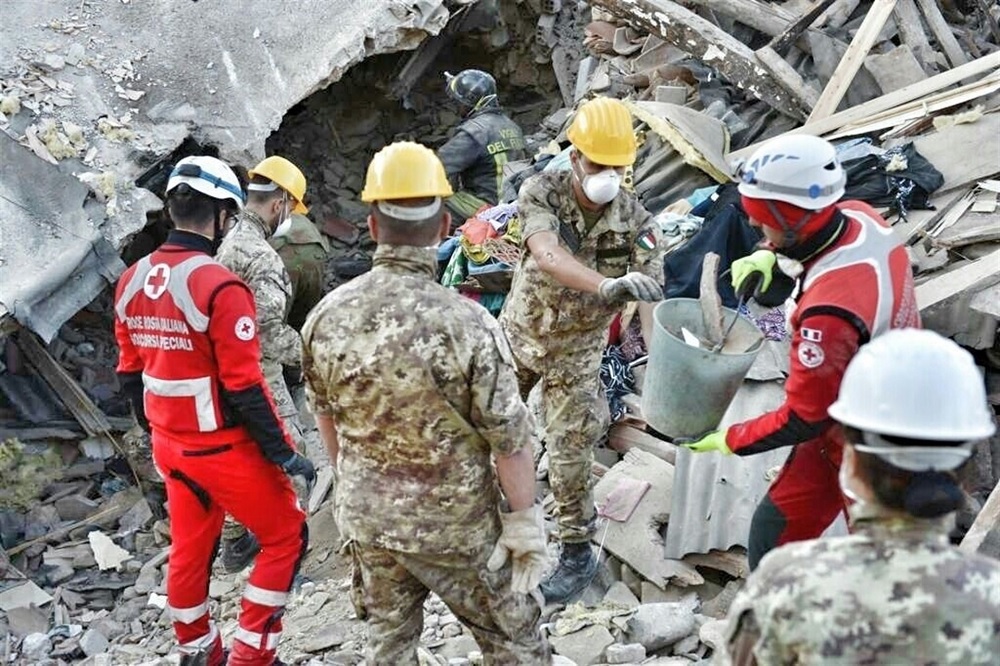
left=755, top=45, right=819, bottom=110
left=893, top=0, right=936, bottom=69
left=700, top=253, right=725, bottom=346
left=960, top=480, right=1000, bottom=557
left=608, top=423, right=679, bottom=465
left=916, top=248, right=1000, bottom=312
left=590, top=0, right=810, bottom=120
left=807, top=0, right=900, bottom=122
left=14, top=329, right=112, bottom=437
left=680, top=0, right=801, bottom=39
left=915, top=0, right=968, bottom=69
left=731, top=52, right=1000, bottom=158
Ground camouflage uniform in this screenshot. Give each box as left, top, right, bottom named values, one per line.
left=268, top=214, right=329, bottom=332
left=498, top=170, right=664, bottom=543
left=301, top=244, right=548, bottom=665
left=217, top=210, right=305, bottom=540
left=724, top=502, right=1000, bottom=665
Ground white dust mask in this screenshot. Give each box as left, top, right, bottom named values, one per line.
left=579, top=167, right=621, bottom=205
left=273, top=200, right=293, bottom=238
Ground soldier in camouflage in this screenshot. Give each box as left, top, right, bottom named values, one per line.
left=498, top=97, right=665, bottom=604
left=302, top=142, right=549, bottom=665
left=268, top=213, right=329, bottom=332
left=215, top=155, right=310, bottom=573
left=725, top=329, right=1000, bottom=666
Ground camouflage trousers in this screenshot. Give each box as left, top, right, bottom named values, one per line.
left=349, top=542, right=549, bottom=666
left=512, top=342, right=608, bottom=543
left=222, top=414, right=308, bottom=541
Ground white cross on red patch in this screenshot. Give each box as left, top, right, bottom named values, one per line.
left=143, top=264, right=171, bottom=300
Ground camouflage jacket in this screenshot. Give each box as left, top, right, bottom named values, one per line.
left=724, top=503, right=1000, bottom=665
left=217, top=210, right=302, bottom=415
left=498, top=170, right=665, bottom=362
left=301, top=244, right=535, bottom=554
left=269, top=214, right=329, bottom=331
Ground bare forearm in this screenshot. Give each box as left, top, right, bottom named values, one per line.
left=316, top=415, right=339, bottom=466
left=536, top=244, right=605, bottom=293
left=638, top=301, right=655, bottom=347
left=495, top=446, right=536, bottom=511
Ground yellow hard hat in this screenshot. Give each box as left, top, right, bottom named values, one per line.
left=249, top=156, right=309, bottom=214
left=361, top=141, right=454, bottom=202
left=566, top=97, right=637, bottom=167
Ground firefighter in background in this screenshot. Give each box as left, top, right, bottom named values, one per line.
left=679, top=135, right=920, bottom=569
left=437, top=68, right=526, bottom=222
left=114, top=156, right=314, bottom=665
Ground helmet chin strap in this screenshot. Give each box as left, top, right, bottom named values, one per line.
left=765, top=200, right=814, bottom=247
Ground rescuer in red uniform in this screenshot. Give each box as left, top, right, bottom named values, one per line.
left=680, top=135, right=920, bottom=569
left=114, top=156, right=315, bottom=665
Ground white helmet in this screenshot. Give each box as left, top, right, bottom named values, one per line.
left=828, top=328, right=996, bottom=471
left=737, top=134, right=846, bottom=210
left=166, top=156, right=244, bottom=210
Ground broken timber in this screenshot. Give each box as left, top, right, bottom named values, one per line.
left=590, top=0, right=811, bottom=120
left=915, top=0, right=968, bottom=69
left=915, top=248, right=1000, bottom=312
left=731, top=52, right=1000, bottom=158
left=961, top=480, right=1000, bottom=558
left=807, top=0, right=899, bottom=122
left=769, top=0, right=838, bottom=55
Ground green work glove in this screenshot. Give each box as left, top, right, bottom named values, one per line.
left=677, top=430, right=732, bottom=455
left=731, top=250, right=776, bottom=297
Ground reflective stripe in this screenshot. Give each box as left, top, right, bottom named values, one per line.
left=165, top=256, right=215, bottom=332
left=115, top=256, right=153, bottom=322
left=170, top=600, right=210, bottom=624
left=233, top=626, right=281, bottom=651
left=178, top=622, right=218, bottom=653
left=803, top=209, right=898, bottom=337
left=243, top=583, right=289, bottom=607
left=143, top=373, right=218, bottom=431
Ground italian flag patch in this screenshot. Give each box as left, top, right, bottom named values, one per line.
left=636, top=229, right=657, bottom=251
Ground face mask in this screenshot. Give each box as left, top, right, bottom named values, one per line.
left=577, top=165, right=621, bottom=205
left=272, top=200, right=292, bottom=238
left=839, top=453, right=865, bottom=505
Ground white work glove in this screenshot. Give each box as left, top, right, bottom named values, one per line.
left=598, top=272, right=663, bottom=303
left=486, top=505, right=548, bottom=594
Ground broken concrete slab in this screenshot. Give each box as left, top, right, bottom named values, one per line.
left=603, top=581, right=640, bottom=610
left=308, top=465, right=335, bottom=514
left=592, top=450, right=703, bottom=588
left=606, top=642, right=647, bottom=664
left=626, top=596, right=699, bottom=652
left=54, top=495, right=101, bottom=522
left=549, top=624, right=615, bottom=666
left=0, top=579, right=53, bottom=611
left=864, top=44, right=926, bottom=93
left=6, top=605, right=50, bottom=637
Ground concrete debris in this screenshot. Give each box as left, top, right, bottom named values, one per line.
left=21, top=632, right=54, bottom=660
left=626, top=596, right=699, bottom=652
left=606, top=642, right=647, bottom=664
left=88, top=531, right=131, bottom=571
left=549, top=624, right=615, bottom=666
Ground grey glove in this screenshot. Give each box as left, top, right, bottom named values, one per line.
left=278, top=452, right=316, bottom=496
left=486, top=505, right=548, bottom=594
left=598, top=272, right=663, bottom=303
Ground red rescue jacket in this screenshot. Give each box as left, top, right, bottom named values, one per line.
left=727, top=201, right=920, bottom=455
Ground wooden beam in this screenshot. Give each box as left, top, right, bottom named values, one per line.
left=756, top=45, right=819, bottom=111
left=14, top=329, right=113, bottom=437
left=807, top=0, right=899, bottom=122
left=680, top=0, right=800, bottom=39
left=961, top=481, right=1000, bottom=556
left=590, top=0, right=810, bottom=120
left=915, top=0, right=968, bottom=69
left=916, top=248, right=1000, bottom=312
left=731, top=51, right=1000, bottom=158
left=770, top=0, right=838, bottom=54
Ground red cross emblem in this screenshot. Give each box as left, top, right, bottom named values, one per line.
left=798, top=341, right=825, bottom=369
left=235, top=316, right=256, bottom=341
left=143, top=264, right=171, bottom=300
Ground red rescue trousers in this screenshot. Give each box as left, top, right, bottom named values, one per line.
left=153, top=431, right=307, bottom=664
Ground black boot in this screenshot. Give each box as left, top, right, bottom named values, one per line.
left=221, top=531, right=260, bottom=574
left=540, top=542, right=598, bottom=604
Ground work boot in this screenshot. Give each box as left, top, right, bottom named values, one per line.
left=540, top=542, right=598, bottom=605
left=228, top=637, right=277, bottom=666
left=178, top=635, right=225, bottom=666
left=221, top=532, right=260, bottom=574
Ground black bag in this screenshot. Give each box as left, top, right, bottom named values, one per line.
left=842, top=143, right=944, bottom=220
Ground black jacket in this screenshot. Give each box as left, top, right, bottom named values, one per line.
left=437, top=107, right=526, bottom=204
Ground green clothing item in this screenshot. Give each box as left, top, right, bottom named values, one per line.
left=268, top=214, right=329, bottom=331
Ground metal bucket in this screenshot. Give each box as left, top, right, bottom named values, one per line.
left=641, top=298, right=764, bottom=438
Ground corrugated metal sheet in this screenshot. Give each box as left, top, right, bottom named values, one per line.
left=663, top=334, right=852, bottom=558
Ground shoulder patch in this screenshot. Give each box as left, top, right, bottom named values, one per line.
left=801, top=327, right=823, bottom=342
left=235, top=316, right=256, bottom=341
left=798, top=341, right=825, bottom=369
left=635, top=228, right=657, bottom=251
